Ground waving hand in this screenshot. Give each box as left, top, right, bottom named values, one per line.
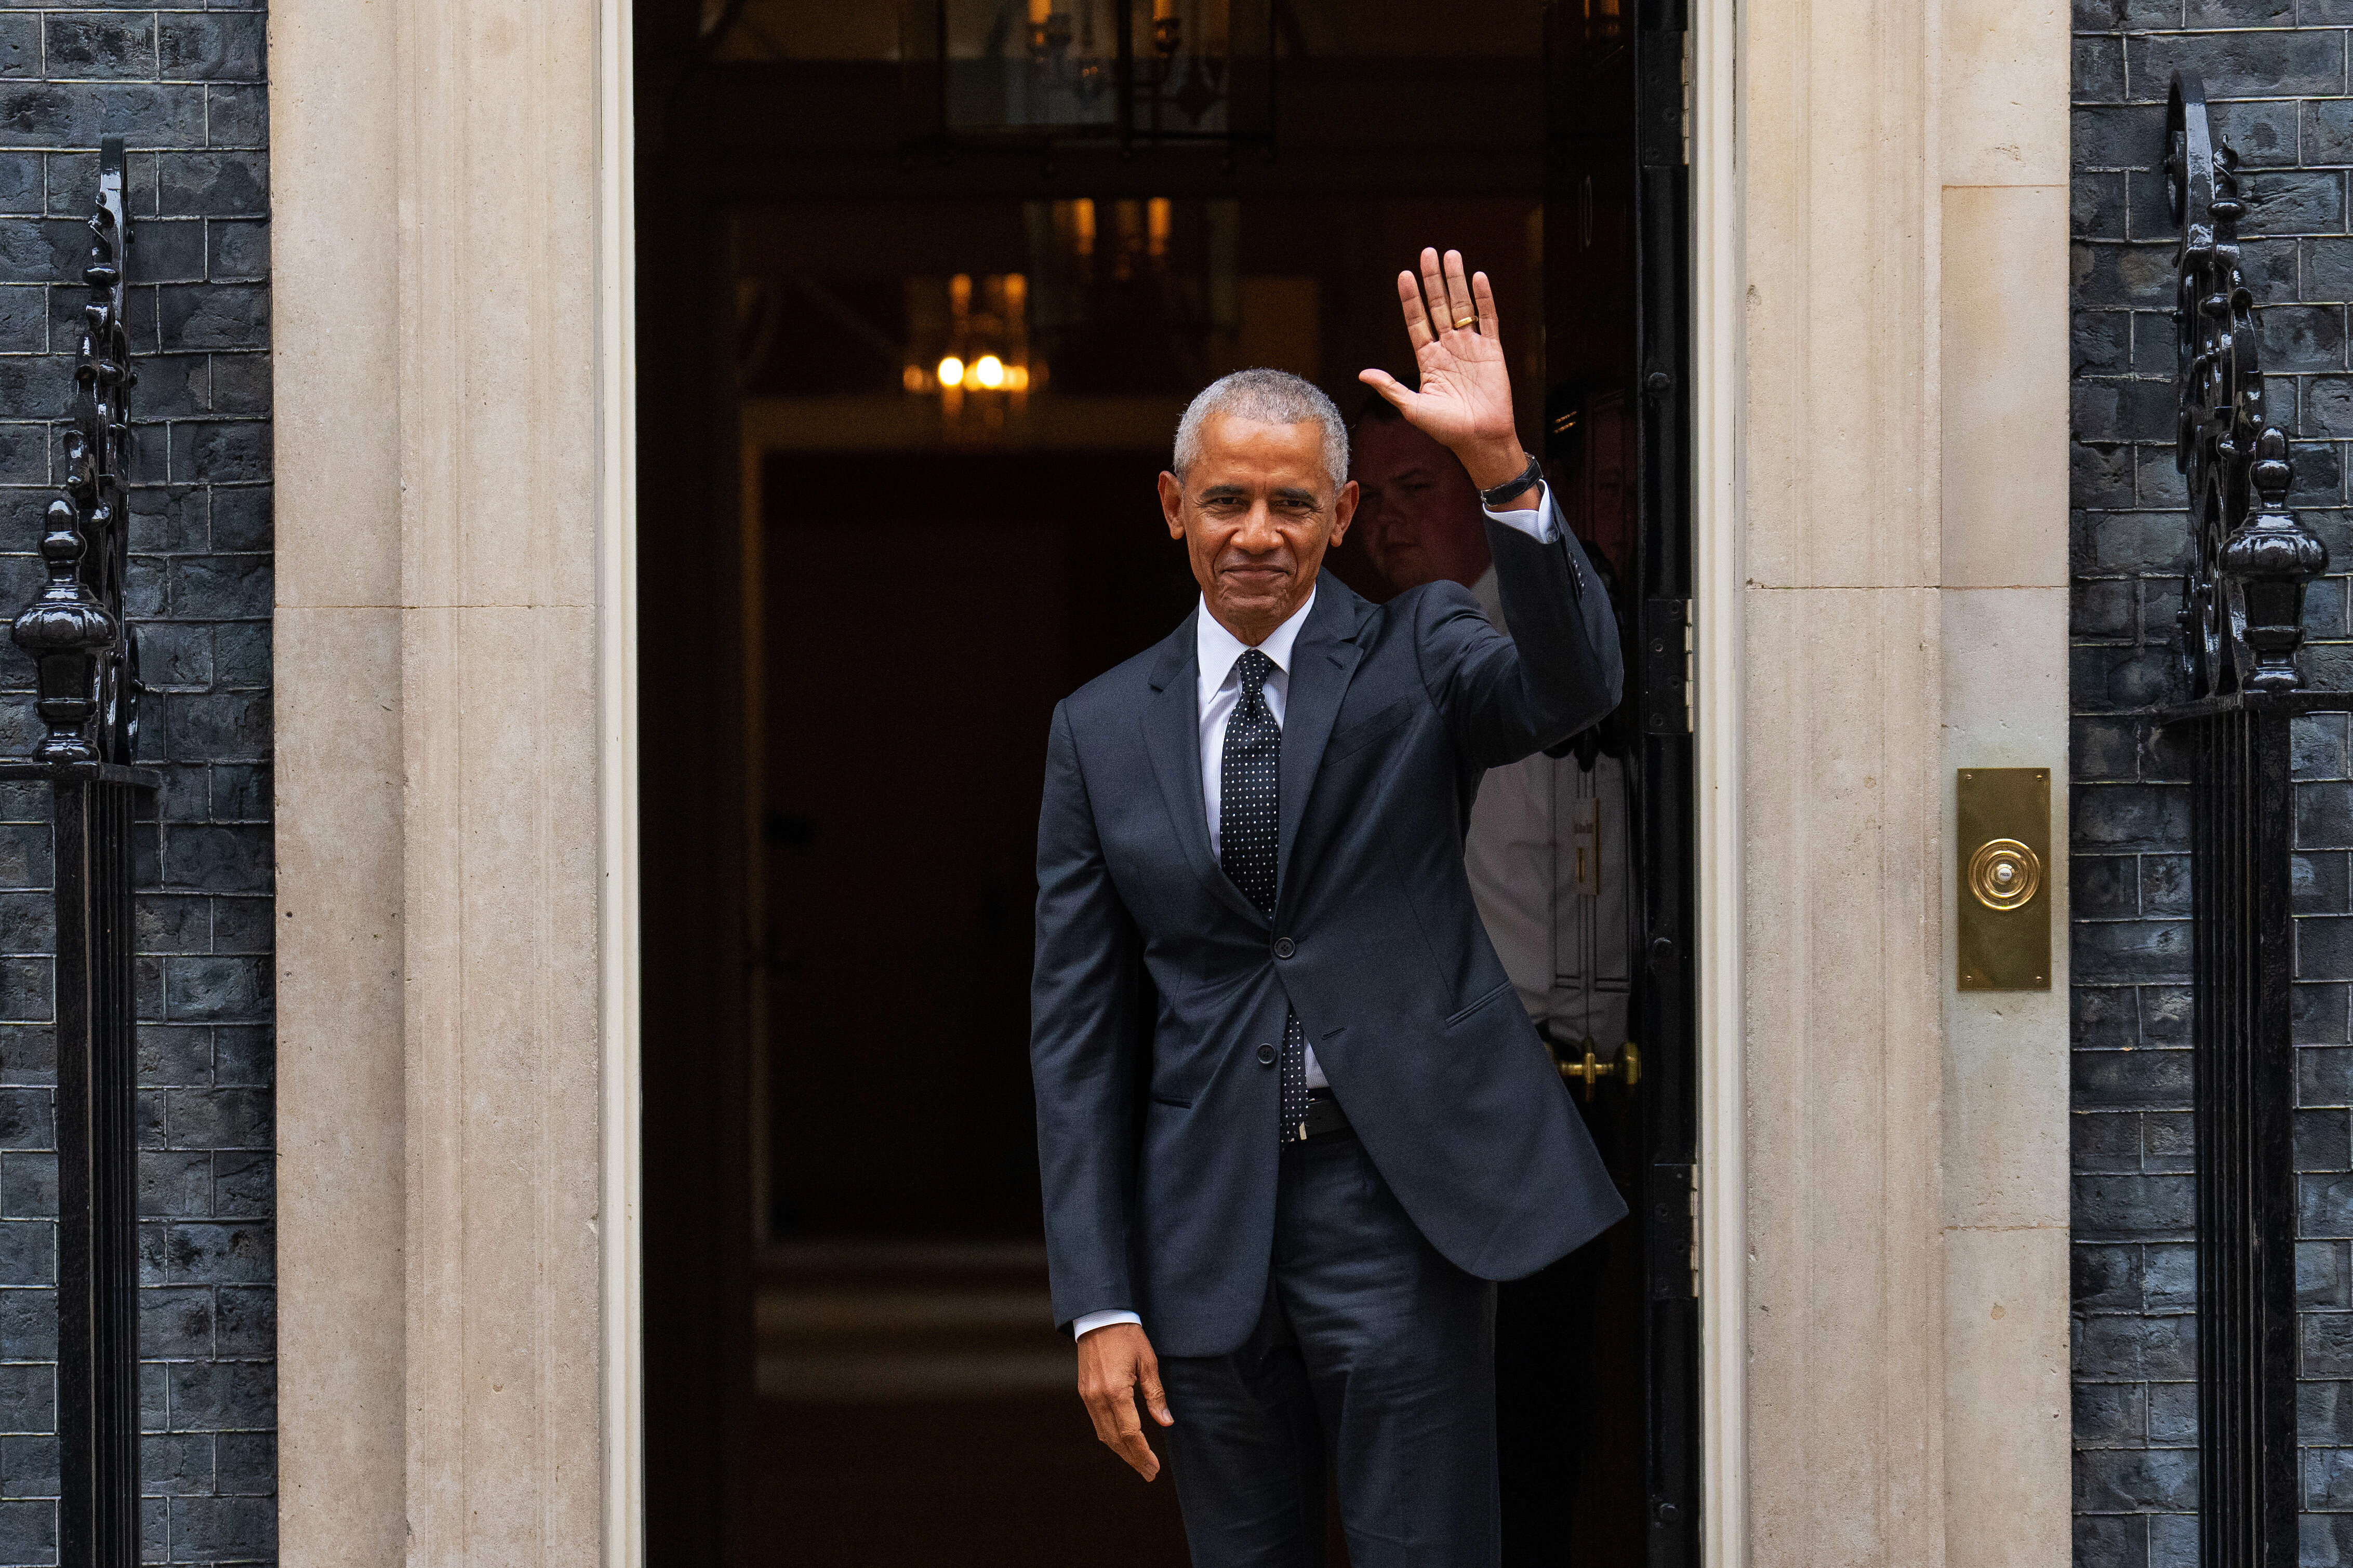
left=1358, top=247, right=1532, bottom=497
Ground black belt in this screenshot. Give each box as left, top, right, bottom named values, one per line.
left=1299, top=1090, right=1351, bottom=1141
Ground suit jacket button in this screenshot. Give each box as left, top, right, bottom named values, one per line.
left=1256, top=1043, right=1277, bottom=1066
left=1273, top=937, right=1296, bottom=959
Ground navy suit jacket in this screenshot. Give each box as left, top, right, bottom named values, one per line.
left=1030, top=514, right=1629, bottom=1358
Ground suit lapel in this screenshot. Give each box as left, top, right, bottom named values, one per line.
left=1275, top=579, right=1368, bottom=901
left=1142, top=611, right=1271, bottom=930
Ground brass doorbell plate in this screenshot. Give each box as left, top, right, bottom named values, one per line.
left=1957, top=768, right=2051, bottom=990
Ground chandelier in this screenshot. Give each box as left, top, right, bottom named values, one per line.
left=901, top=0, right=1274, bottom=149
left=903, top=271, right=1035, bottom=442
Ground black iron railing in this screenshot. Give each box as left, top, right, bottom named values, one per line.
left=2159, top=73, right=2340, bottom=1567
left=1, top=135, right=151, bottom=1567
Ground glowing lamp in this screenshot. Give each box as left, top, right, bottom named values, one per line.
left=937, top=355, right=966, bottom=388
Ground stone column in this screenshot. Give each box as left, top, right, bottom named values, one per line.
left=271, top=0, right=406, bottom=1556
left=1932, top=0, right=2074, bottom=1561
left=1733, top=0, right=2070, bottom=1564
left=273, top=0, right=619, bottom=1558
left=1738, top=3, right=1948, bottom=1551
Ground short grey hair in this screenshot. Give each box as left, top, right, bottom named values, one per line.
left=1172, top=369, right=1349, bottom=494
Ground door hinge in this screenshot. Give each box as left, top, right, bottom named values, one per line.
left=1681, top=32, right=1692, bottom=168
left=1687, top=1184, right=1700, bottom=1298
left=1641, top=598, right=1691, bottom=736
left=1683, top=599, right=1694, bottom=736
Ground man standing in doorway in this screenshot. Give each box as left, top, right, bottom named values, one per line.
left=1030, top=249, right=1625, bottom=1566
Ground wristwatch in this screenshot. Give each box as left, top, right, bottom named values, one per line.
left=1478, top=453, right=1545, bottom=508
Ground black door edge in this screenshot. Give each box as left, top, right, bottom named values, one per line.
left=1632, top=7, right=1701, bottom=1566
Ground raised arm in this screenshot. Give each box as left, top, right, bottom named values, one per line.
left=1358, top=247, right=1542, bottom=505
left=1361, top=248, right=1624, bottom=767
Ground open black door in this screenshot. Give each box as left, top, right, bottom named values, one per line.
left=1625, top=0, right=1702, bottom=1559
left=1495, top=0, right=1697, bottom=1563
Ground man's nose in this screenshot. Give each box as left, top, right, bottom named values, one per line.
left=1235, top=500, right=1280, bottom=548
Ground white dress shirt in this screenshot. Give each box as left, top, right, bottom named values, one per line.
left=1074, top=486, right=1562, bottom=1341
left=1460, top=563, right=1631, bottom=1049
left=1194, top=589, right=1324, bottom=1091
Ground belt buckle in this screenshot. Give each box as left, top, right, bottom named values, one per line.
left=1300, top=1093, right=1347, bottom=1141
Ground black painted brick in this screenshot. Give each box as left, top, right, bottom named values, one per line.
left=2075, top=1446, right=2200, bottom=1512
left=2060, top=19, right=2353, bottom=1561
left=154, top=283, right=265, bottom=352
left=162, top=1360, right=267, bottom=1433
left=44, top=16, right=153, bottom=83
left=2214, top=93, right=2300, bottom=162
left=2074, top=1515, right=2148, bottom=1568
left=172, top=1494, right=272, bottom=1562
left=205, top=84, right=263, bottom=150
left=2132, top=31, right=2347, bottom=99
left=156, top=16, right=262, bottom=85
left=208, top=488, right=267, bottom=554
left=0, top=15, right=283, bottom=1553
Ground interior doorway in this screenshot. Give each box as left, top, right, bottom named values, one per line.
left=634, top=3, right=1696, bottom=1563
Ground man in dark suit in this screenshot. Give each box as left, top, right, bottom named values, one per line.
left=1030, top=248, right=1625, bottom=1567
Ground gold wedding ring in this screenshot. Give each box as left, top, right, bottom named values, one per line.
left=1453, top=315, right=1475, bottom=329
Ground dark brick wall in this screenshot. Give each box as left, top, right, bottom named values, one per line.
left=0, top=11, right=271, bottom=1567
left=2073, top=6, right=2353, bottom=1565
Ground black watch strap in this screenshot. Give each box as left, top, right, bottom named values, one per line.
left=1478, top=453, right=1545, bottom=509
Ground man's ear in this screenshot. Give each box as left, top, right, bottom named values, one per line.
left=1330, top=479, right=1360, bottom=546
left=1158, top=471, right=1185, bottom=540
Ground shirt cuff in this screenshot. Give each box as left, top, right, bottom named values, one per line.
left=1483, top=481, right=1560, bottom=544
left=1073, top=1309, right=1142, bottom=1338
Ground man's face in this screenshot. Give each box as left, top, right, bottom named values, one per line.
left=1160, top=412, right=1357, bottom=639
left=1352, top=418, right=1492, bottom=591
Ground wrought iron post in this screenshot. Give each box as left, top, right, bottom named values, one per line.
left=2159, top=73, right=2339, bottom=1568
left=0, top=135, right=153, bottom=1568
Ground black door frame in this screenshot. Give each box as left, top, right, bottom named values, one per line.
left=1630, top=3, right=1701, bottom=1561
left=1540, top=0, right=1700, bottom=1554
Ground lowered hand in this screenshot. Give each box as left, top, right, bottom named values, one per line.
left=1076, top=1321, right=1175, bottom=1481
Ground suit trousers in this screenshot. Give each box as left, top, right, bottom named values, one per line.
left=1157, top=1129, right=1499, bottom=1568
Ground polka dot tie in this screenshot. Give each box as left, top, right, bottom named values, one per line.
left=1221, top=650, right=1310, bottom=1144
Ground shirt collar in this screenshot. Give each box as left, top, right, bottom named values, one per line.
left=1197, top=586, right=1317, bottom=703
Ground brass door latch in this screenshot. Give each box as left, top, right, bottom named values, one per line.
left=1545, top=1030, right=1641, bottom=1101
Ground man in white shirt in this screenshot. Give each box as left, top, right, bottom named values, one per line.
left=1030, top=249, right=1624, bottom=1567
left=1351, top=399, right=1634, bottom=1048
